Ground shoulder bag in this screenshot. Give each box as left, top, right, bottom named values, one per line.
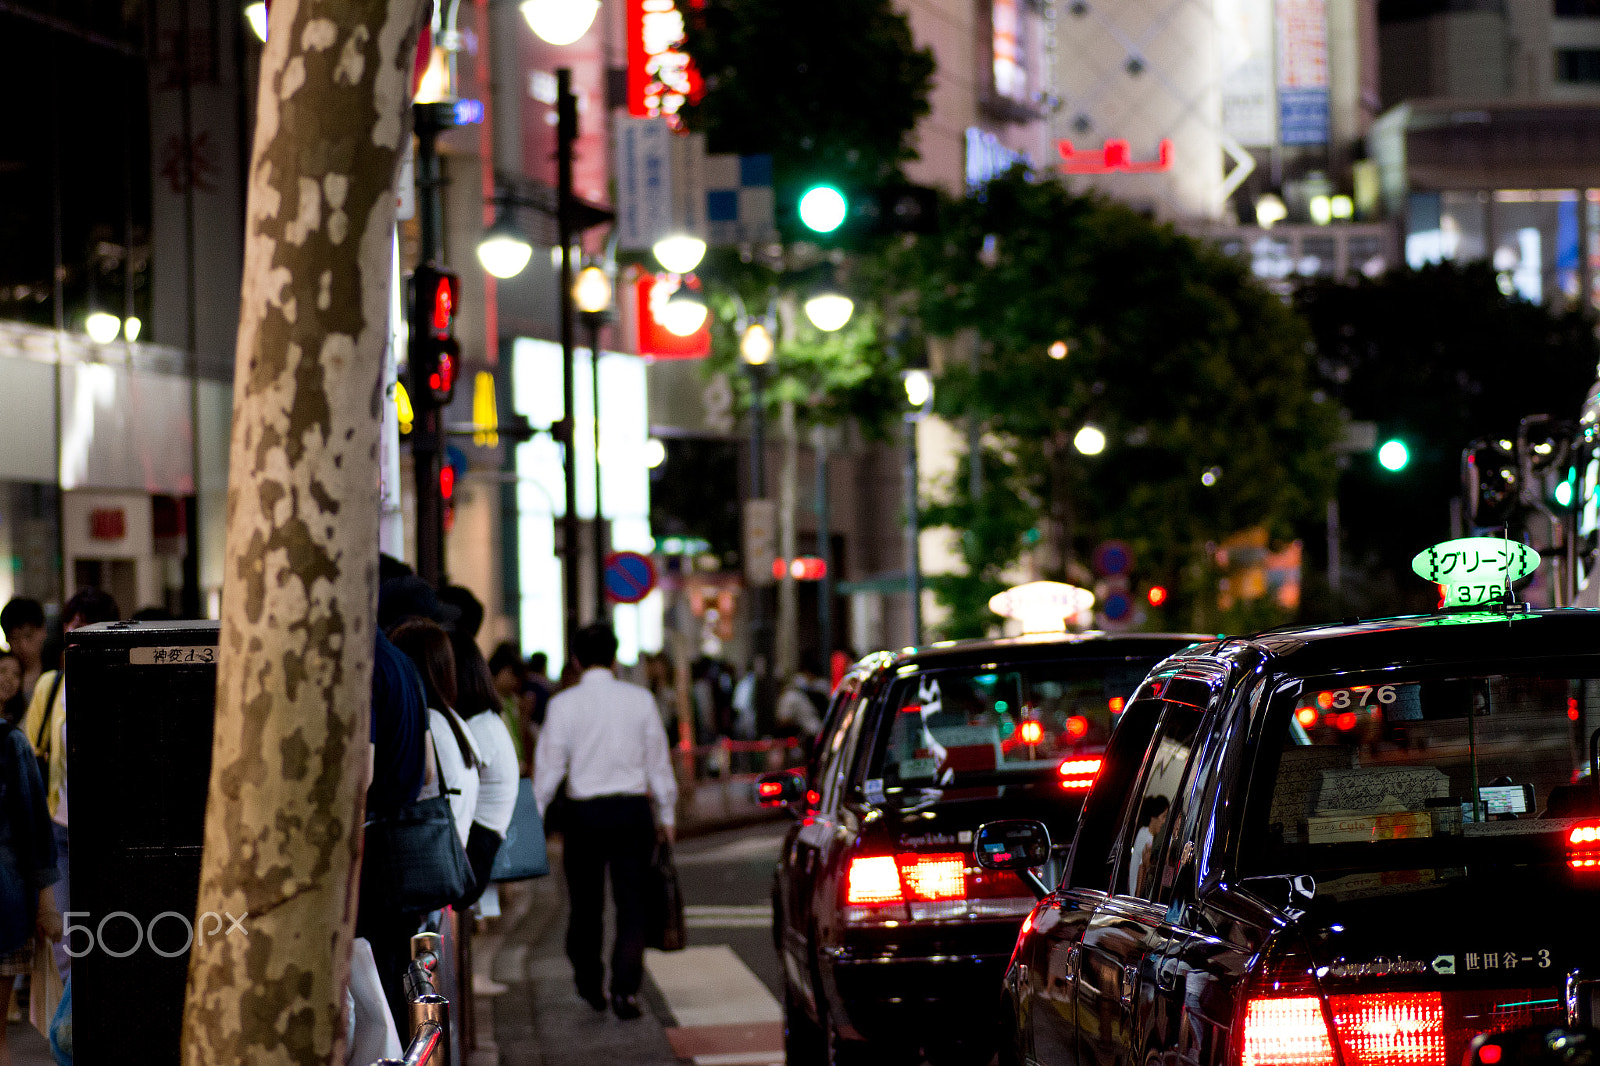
left=359, top=731, right=474, bottom=917
left=32, top=671, right=62, bottom=789
left=489, top=779, right=550, bottom=882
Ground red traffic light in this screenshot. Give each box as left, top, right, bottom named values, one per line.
left=430, top=273, right=455, bottom=333
left=771, top=556, right=828, bottom=581
left=429, top=344, right=456, bottom=400
left=439, top=465, right=455, bottom=500
left=1147, top=585, right=1168, bottom=607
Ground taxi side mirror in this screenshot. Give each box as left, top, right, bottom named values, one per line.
left=975, top=819, right=1053, bottom=899
left=756, top=769, right=807, bottom=810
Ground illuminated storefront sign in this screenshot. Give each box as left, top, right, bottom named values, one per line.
left=626, top=0, right=702, bottom=121
left=632, top=272, right=711, bottom=359
left=992, top=0, right=1026, bottom=100
left=1057, top=138, right=1172, bottom=174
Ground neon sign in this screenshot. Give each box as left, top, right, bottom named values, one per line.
left=626, top=0, right=702, bottom=121
left=1057, top=138, right=1173, bottom=175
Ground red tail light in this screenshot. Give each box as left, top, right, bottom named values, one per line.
left=1329, top=992, right=1444, bottom=1066
left=1064, top=715, right=1089, bottom=739
left=1241, top=997, right=1336, bottom=1066
left=1058, top=756, right=1102, bottom=791
left=1568, top=820, right=1600, bottom=869
left=844, top=852, right=1034, bottom=924
left=1015, top=720, right=1044, bottom=745
left=757, top=780, right=784, bottom=800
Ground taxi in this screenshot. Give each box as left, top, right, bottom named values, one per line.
left=978, top=539, right=1600, bottom=1066
left=760, top=583, right=1205, bottom=1066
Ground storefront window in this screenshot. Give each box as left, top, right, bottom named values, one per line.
left=1492, top=190, right=1580, bottom=306
left=0, top=483, right=61, bottom=608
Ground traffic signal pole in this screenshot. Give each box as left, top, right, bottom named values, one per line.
left=557, top=69, right=580, bottom=647
left=412, top=102, right=452, bottom=588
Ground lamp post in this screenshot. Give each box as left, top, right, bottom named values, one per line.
left=902, top=367, right=933, bottom=646
left=574, top=263, right=613, bottom=621
left=740, top=320, right=773, bottom=699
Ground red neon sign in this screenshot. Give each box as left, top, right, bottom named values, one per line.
left=1057, top=138, right=1172, bottom=174
left=626, top=0, right=703, bottom=120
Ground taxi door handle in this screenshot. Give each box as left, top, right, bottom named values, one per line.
left=1155, top=955, right=1180, bottom=992
left=1121, top=963, right=1138, bottom=1007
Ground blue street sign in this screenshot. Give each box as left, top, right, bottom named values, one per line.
left=604, top=551, right=657, bottom=604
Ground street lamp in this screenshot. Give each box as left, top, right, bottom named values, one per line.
left=520, top=0, right=599, bottom=45
left=476, top=217, right=534, bottom=279
left=243, top=0, right=268, bottom=40
left=574, top=263, right=613, bottom=621
left=740, top=319, right=773, bottom=690
left=902, top=365, right=934, bottom=645
left=661, top=293, right=709, bottom=337
left=653, top=234, right=707, bottom=275
left=803, top=292, right=853, bottom=332
left=1073, top=425, right=1106, bottom=456
left=85, top=312, right=122, bottom=345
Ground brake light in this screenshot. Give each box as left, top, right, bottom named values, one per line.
left=1241, top=997, right=1336, bottom=1066
left=1058, top=756, right=1102, bottom=791
left=901, top=854, right=965, bottom=900
left=1296, top=707, right=1318, bottom=728
left=1329, top=992, right=1443, bottom=1066
left=1064, top=715, right=1089, bottom=739
left=844, top=852, right=1034, bottom=924
left=1109, top=696, right=1125, bottom=714
left=1016, top=720, right=1044, bottom=745
left=846, top=856, right=903, bottom=904
left=1569, top=820, right=1600, bottom=869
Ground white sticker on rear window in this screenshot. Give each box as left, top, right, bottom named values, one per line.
left=864, top=778, right=885, bottom=804
left=899, top=757, right=938, bottom=780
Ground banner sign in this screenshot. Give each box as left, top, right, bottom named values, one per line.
left=1277, top=0, right=1328, bottom=145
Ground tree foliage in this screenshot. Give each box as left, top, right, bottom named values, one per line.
left=880, top=171, right=1341, bottom=635
left=1296, top=263, right=1599, bottom=614
left=676, top=0, right=935, bottom=196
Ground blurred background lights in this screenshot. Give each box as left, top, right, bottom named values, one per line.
left=1201, top=466, right=1221, bottom=487
left=739, top=322, right=774, bottom=365
left=804, top=293, right=854, bottom=332
left=123, top=316, right=142, bottom=342
left=1255, top=193, right=1287, bottom=229
left=798, top=186, right=848, bottom=233
left=244, top=0, right=267, bottom=40
left=85, top=312, right=121, bottom=344
left=1048, top=340, right=1068, bottom=360
left=520, top=0, right=599, bottom=45
left=903, top=368, right=933, bottom=409
left=652, top=234, right=707, bottom=275
left=643, top=438, right=667, bottom=469
left=661, top=296, right=709, bottom=337
left=1378, top=439, right=1410, bottom=471
left=1073, top=425, right=1106, bottom=455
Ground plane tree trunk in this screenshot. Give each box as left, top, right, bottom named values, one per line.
left=181, top=0, right=427, bottom=1058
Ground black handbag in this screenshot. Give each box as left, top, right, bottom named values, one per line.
left=644, top=839, right=687, bottom=952
left=359, top=735, right=474, bottom=916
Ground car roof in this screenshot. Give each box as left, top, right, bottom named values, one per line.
left=1188, top=607, right=1600, bottom=679
left=851, top=631, right=1214, bottom=679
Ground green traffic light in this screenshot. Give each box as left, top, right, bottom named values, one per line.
left=1378, top=439, right=1409, bottom=472
left=798, top=185, right=848, bottom=233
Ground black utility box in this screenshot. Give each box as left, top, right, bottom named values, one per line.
left=67, top=620, right=219, bottom=1064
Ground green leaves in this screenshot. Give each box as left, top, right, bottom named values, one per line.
left=883, top=172, right=1339, bottom=636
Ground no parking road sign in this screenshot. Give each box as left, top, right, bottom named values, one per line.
left=604, top=551, right=657, bottom=604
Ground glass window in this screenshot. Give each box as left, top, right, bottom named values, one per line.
left=815, top=690, right=868, bottom=814
left=1558, top=48, right=1600, bottom=82
left=1117, top=703, right=1203, bottom=899
left=867, top=659, right=1161, bottom=792
left=1243, top=665, right=1600, bottom=890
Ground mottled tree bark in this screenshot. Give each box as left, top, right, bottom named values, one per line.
left=181, top=0, right=426, bottom=1057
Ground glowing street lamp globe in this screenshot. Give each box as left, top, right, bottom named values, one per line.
left=86, top=313, right=122, bottom=345
left=740, top=322, right=774, bottom=366
left=661, top=296, right=708, bottom=337
left=1073, top=425, right=1106, bottom=456
left=573, top=265, right=612, bottom=314
left=803, top=293, right=853, bottom=332
left=652, top=234, right=707, bottom=275
left=477, top=225, right=534, bottom=279
left=520, top=0, right=599, bottom=45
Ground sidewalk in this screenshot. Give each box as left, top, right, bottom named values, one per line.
left=486, top=842, right=680, bottom=1066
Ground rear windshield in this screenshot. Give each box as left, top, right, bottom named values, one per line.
left=865, top=658, right=1162, bottom=794
left=1243, top=665, right=1600, bottom=884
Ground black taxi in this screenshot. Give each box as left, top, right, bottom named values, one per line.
left=979, top=598, right=1600, bottom=1066
left=759, top=630, right=1206, bottom=1066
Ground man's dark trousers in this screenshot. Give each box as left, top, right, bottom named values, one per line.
left=563, top=794, right=656, bottom=998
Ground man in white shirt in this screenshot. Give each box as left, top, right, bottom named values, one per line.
left=534, top=623, right=677, bottom=1020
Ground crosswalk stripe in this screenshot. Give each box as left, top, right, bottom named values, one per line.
left=645, top=945, right=782, bottom=1028
left=691, top=1053, right=783, bottom=1065
left=684, top=905, right=772, bottom=916
left=684, top=917, right=771, bottom=928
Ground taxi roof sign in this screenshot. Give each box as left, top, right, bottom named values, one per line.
left=1411, top=537, right=1540, bottom=608
left=989, top=581, right=1095, bottom=634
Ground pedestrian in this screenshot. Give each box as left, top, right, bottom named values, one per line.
left=0, top=652, right=23, bottom=724
left=488, top=642, right=529, bottom=768
left=775, top=660, right=828, bottom=753
left=354, top=629, right=428, bottom=1051
left=534, top=623, right=677, bottom=1020
left=0, top=597, right=46, bottom=706
left=388, top=619, right=481, bottom=848
left=23, top=587, right=118, bottom=982
left=1127, top=795, right=1169, bottom=896
left=0, top=694, right=60, bottom=1066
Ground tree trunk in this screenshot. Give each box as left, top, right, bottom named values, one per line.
left=181, top=0, right=427, bottom=1058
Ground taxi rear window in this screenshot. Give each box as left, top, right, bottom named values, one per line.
left=1244, top=667, right=1600, bottom=882
left=866, top=659, right=1157, bottom=792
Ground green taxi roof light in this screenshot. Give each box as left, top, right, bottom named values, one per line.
left=1412, top=537, right=1540, bottom=608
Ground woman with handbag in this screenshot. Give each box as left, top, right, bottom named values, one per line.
left=388, top=620, right=482, bottom=848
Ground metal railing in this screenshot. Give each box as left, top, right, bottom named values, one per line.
left=371, top=931, right=450, bottom=1066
